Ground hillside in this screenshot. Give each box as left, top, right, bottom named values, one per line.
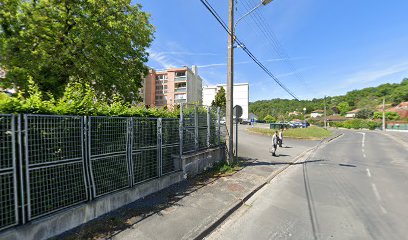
left=249, top=78, right=408, bottom=120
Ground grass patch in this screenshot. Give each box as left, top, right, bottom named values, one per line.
left=247, top=126, right=332, bottom=140
left=205, top=160, right=243, bottom=177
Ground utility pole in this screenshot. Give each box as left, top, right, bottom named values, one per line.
left=226, top=0, right=234, bottom=163
left=382, top=97, right=386, bottom=131
left=324, top=95, right=327, bottom=129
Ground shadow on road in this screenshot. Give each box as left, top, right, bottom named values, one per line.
left=243, top=159, right=326, bottom=167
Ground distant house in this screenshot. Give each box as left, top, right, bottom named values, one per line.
left=310, top=110, right=324, bottom=118
left=288, top=111, right=301, bottom=116
left=345, top=109, right=359, bottom=118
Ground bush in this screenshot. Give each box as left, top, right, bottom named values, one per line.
left=330, top=119, right=380, bottom=130
left=0, top=78, right=179, bottom=118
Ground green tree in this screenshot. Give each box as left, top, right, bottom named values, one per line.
left=212, top=87, right=226, bottom=108
left=355, top=108, right=373, bottom=119
left=263, top=115, right=276, bottom=123
left=0, top=0, right=154, bottom=100
left=373, top=111, right=400, bottom=121
left=337, top=102, right=351, bottom=115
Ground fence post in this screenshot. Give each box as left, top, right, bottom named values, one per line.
left=207, top=106, right=211, bottom=148
left=179, top=103, right=184, bottom=156
left=217, top=107, right=221, bottom=145
left=17, top=114, right=26, bottom=224
left=194, top=105, right=199, bottom=151
left=82, top=116, right=92, bottom=201
left=127, top=118, right=134, bottom=186
left=157, top=118, right=163, bottom=177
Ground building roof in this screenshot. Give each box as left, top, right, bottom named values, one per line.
left=311, top=110, right=324, bottom=113
left=346, top=109, right=360, bottom=114
left=326, top=115, right=347, bottom=121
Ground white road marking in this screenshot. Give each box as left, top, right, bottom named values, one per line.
left=361, top=133, right=365, bottom=148
left=366, top=168, right=371, bottom=177
left=380, top=205, right=388, bottom=214
left=363, top=153, right=366, bottom=158
left=371, top=183, right=381, bottom=201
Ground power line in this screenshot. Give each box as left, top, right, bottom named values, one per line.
left=199, top=0, right=298, bottom=100
left=239, top=0, right=308, bottom=89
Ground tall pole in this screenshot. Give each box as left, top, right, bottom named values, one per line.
left=226, top=0, right=234, bottom=162
left=324, top=95, right=327, bottom=129
left=382, top=97, right=386, bottom=131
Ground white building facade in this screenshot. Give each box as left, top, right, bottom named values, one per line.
left=202, top=83, right=249, bottom=120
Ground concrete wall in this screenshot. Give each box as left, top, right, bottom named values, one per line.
left=0, top=147, right=226, bottom=240
left=182, top=147, right=226, bottom=178
left=0, top=173, right=183, bottom=240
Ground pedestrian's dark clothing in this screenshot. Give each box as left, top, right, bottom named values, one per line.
left=272, top=133, right=279, bottom=156
left=279, top=130, right=283, bottom=147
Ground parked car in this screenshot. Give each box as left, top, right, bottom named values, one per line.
left=240, top=119, right=251, bottom=125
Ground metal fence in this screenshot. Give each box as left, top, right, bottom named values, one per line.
left=0, top=114, right=18, bottom=231
left=180, top=104, right=223, bottom=154
left=24, top=115, right=88, bottom=220
left=0, top=108, right=223, bottom=232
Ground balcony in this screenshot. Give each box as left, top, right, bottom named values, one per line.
left=174, top=76, right=187, bottom=82
left=175, top=87, right=187, bottom=93
left=175, top=99, right=187, bottom=104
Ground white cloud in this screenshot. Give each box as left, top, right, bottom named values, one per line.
left=343, top=62, right=408, bottom=85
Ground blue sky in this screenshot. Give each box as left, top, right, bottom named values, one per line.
left=135, top=0, right=408, bottom=101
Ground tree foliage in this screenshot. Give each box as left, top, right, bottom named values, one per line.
left=373, top=112, right=400, bottom=121
left=0, top=0, right=154, bottom=100
left=211, top=86, right=226, bottom=108
left=355, top=108, right=373, bottom=119
left=0, top=79, right=178, bottom=117
left=249, top=78, right=407, bottom=120
left=263, top=115, right=276, bottom=123
left=337, top=102, right=351, bottom=115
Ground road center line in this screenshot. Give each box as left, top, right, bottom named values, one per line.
left=371, top=183, right=381, bottom=201
left=366, top=168, right=371, bottom=177
left=363, top=153, right=366, bottom=158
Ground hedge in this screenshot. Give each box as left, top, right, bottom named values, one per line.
left=0, top=79, right=179, bottom=118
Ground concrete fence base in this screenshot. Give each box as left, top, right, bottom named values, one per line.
left=0, top=146, right=225, bottom=240
left=182, top=146, right=226, bottom=178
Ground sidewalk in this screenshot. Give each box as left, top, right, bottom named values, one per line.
left=117, top=140, right=321, bottom=240
left=60, top=133, right=324, bottom=240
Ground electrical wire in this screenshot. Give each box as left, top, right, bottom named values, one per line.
left=239, top=0, right=308, bottom=88
left=199, top=0, right=299, bottom=100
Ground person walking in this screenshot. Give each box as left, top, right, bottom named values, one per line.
left=271, top=131, right=279, bottom=156
left=278, top=128, right=283, bottom=147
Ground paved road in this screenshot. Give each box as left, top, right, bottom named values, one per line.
left=207, top=129, right=408, bottom=240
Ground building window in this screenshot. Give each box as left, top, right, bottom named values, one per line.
left=175, top=71, right=186, bottom=77
left=156, top=74, right=168, bottom=81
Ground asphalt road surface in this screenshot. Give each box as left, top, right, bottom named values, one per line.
left=208, top=129, right=408, bottom=240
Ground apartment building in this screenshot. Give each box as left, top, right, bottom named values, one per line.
left=203, top=83, right=249, bottom=120
left=143, top=65, right=202, bottom=107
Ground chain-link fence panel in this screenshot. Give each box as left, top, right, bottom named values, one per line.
left=181, top=104, right=196, bottom=154
left=89, top=117, right=130, bottom=197
left=131, top=118, right=159, bottom=184
left=0, top=114, right=18, bottom=231
left=161, top=119, right=181, bottom=175
left=24, top=115, right=87, bottom=220
left=220, top=109, right=227, bottom=144
left=197, top=106, right=208, bottom=150
left=209, top=107, right=219, bottom=147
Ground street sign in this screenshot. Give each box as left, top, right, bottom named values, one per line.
left=233, top=105, right=243, bottom=118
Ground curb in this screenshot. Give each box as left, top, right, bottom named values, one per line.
left=192, top=146, right=317, bottom=240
